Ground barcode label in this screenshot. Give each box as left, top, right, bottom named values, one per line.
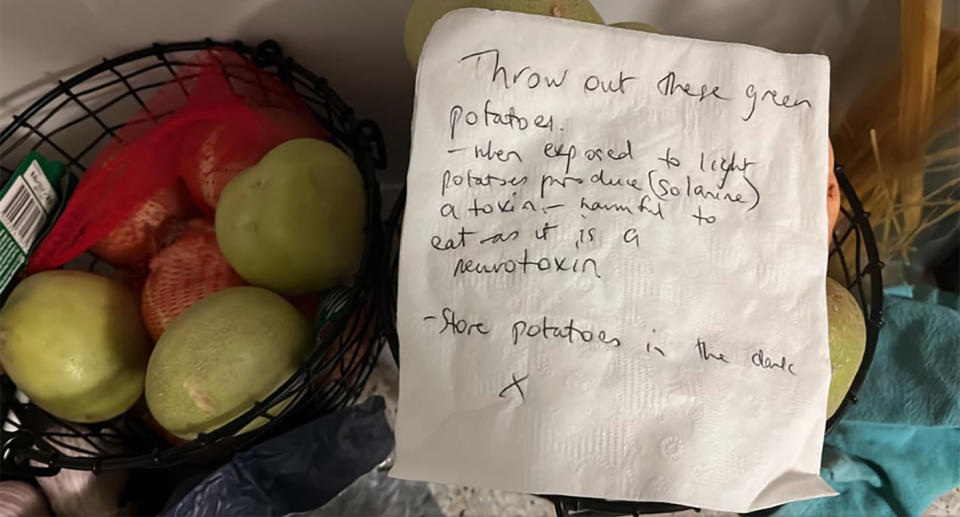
left=0, top=175, right=48, bottom=251
left=0, top=154, right=64, bottom=295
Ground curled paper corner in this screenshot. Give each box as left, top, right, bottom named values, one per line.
left=747, top=470, right=838, bottom=512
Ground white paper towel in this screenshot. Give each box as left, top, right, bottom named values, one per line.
left=392, top=9, right=835, bottom=512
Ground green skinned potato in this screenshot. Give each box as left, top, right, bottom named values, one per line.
left=826, top=277, right=867, bottom=418
left=404, top=0, right=605, bottom=68
left=215, top=139, right=365, bottom=295
left=145, top=287, right=310, bottom=439
left=0, top=270, right=150, bottom=423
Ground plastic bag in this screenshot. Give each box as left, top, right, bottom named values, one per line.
left=162, top=396, right=394, bottom=517
left=308, top=464, right=444, bottom=517
left=28, top=48, right=326, bottom=273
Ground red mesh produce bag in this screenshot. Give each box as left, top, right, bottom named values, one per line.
left=141, top=219, right=245, bottom=340
left=28, top=48, right=327, bottom=273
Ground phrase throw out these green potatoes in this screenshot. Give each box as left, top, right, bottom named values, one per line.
left=215, top=138, right=366, bottom=296
left=0, top=270, right=151, bottom=423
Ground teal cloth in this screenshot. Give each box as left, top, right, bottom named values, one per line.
left=775, top=285, right=960, bottom=516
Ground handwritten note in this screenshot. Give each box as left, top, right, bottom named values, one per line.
left=393, top=9, right=834, bottom=512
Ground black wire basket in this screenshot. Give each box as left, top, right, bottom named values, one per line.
left=381, top=166, right=884, bottom=516
left=0, top=39, right=388, bottom=476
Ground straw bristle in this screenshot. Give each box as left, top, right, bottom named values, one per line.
left=898, top=0, right=942, bottom=157
left=834, top=0, right=958, bottom=263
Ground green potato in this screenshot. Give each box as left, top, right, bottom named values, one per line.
left=215, top=138, right=365, bottom=295
left=0, top=270, right=150, bottom=423
left=145, top=287, right=310, bottom=439
left=826, top=277, right=867, bottom=418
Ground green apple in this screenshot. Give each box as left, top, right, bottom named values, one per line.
left=826, top=277, right=867, bottom=418
left=215, top=139, right=365, bottom=295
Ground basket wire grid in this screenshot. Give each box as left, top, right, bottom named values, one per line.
left=0, top=39, right=388, bottom=476
left=381, top=166, right=884, bottom=516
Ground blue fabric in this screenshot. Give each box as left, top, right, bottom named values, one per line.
left=776, top=286, right=960, bottom=516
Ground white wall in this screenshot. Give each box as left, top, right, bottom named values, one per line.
left=1, top=0, right=943, bottom=193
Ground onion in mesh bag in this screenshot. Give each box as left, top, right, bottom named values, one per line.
left=141, top=218, right=245, bottom=340
left=179, top=107, right=327, bottom=213
left=90, top=182, right=193, bottom=272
